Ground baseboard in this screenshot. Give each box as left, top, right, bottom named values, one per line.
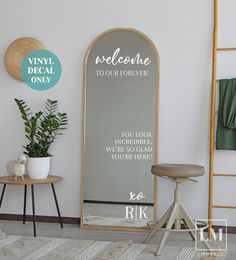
left=0, top=214, right=80, bottom=225
left=0, top=214, right=235, bottom=234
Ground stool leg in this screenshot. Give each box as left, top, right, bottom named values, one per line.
left=31, top=185, right=36, bottom=237
left=155, top=203, right=179, bottom=256
left=144, top=228, right=158, bottom=244
left=180, top=204, right=211, bottom=250
left=156, top=203, right=175, bottom=229
left=23, top=185, right=27, bottom=224
left=180, top=204, right=196, bottom=239
left=143, top=203, right=174, bottom=243
left=182, top=219, right=195, bottom=240
left=51, top=183, right=63, bottom=228
left=0, top=184, right=6, bottom=208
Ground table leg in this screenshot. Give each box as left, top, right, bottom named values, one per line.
left=31, top=185, right=36, bottom=237
left=51, top=183, right=63, bottom=228
left=0, top=184, right=6, bottom=208
left=23, top=185, right=27, bottom=224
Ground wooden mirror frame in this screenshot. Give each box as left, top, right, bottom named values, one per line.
left=80, top=28, right=160, bottom=232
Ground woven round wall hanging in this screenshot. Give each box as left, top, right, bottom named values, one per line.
left=4, top=37, right=46, bottom=80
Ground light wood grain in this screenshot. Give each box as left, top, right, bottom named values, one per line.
left=0, top=175, right=62, bottom=185
left=217, top=48, right=236, bottom=51
left=213, top=205, right=236, bottom=209
left=208, top=0, right=218, bottom=237
left=4, top=37, right=46, bottom=80
left=213, top=174, right=236, bottom=177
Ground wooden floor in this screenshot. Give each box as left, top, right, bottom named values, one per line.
left=0, top=220, right=236, bottom=259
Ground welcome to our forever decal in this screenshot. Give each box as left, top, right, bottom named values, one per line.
left=95, top=48, right=151, bottom=77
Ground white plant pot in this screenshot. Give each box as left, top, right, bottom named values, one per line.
left=26, top=157, right=51, bottom=179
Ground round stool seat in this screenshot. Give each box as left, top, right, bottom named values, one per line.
left=151, top=164, right=204, bottom=178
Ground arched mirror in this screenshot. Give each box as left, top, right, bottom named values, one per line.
left=80, top=28, right=159, bottom=231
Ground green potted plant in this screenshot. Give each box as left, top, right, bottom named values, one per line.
left=15, top=98, right=68, bottom=179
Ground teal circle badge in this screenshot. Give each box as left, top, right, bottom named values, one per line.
left=21, top=49, right=61, bottom=91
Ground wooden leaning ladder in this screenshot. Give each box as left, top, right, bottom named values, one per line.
left=208, top=0, right=236, bottom=235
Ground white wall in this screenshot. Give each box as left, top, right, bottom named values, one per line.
left=0, top=0, right=235, bottom=225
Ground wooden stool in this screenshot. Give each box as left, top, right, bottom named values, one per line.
left=0, top=175, right=63, bottom=237
left=144, top=164, right=210, bottom=256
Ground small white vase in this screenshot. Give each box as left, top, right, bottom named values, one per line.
left=27, top=157, right=51, bottom=179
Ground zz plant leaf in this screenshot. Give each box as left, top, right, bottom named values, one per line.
left=15, top=98, right=68, bottom=157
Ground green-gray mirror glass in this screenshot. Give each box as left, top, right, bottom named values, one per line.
left=81, top=28, right=159, bottom=231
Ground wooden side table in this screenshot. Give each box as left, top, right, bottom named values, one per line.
left=0, top=175, right=63, bottom=237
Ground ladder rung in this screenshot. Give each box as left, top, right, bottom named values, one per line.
left=217, top=47, right=236, bottom=51
left=213, top=174, right=236, bottom=177
left=213, top=205, right=236, bottom=209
